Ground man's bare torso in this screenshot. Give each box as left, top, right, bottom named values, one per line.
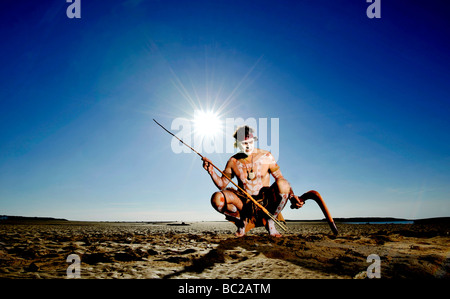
left=224, top=149, right=280, bottom=195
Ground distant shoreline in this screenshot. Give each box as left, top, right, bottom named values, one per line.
left=1, top=215, right=449, bottom=225
left=333, top=217, right=450, bottom=224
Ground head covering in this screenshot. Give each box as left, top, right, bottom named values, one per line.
left=233, top=125, right=258, bottom=142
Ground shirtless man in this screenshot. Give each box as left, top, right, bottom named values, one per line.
left=202, top=125, right=304, bottom=237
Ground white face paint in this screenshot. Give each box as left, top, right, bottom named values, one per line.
left=237, top=139, right=255, bottom=156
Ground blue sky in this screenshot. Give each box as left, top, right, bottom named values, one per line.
left=1, top=0, right=449, bottom=221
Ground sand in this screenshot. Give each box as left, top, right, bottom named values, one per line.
left=0, top=220, right=448, bottom=279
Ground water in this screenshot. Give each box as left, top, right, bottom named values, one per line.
left=345, top=221, right=414, bottom=225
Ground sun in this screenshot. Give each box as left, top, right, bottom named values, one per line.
left=193, top=109, right=222, bottom=138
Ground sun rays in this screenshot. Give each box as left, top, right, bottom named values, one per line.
left=192, top=109, right=223, bottom=139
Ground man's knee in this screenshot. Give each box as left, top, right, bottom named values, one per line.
left=211, top=191, right=225, bottom=212
left=276, top=179, right=291, bottom=194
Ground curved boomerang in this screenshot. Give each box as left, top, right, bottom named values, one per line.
left=298, top=190, right=338, bottom=235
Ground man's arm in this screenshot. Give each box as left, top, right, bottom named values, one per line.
left=269, top=157, right=304, bottom=209
left=202, top=157, right=233, bottom=190
left=268, top=155, right=283, bottom=181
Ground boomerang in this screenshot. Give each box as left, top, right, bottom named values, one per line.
left=296, top=190, right=338, bottom=235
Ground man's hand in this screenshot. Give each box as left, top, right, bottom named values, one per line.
left=202, top=157, right=214, bottom=175
left=290, top=195, right=305, bottom=209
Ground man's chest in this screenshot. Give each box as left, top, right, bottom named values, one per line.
left=232, top=158, right=270, bottom=181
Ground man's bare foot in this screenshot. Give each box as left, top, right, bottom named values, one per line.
left=269, top=230, right=282, bottom=237
left=269, top=231, right=282, bottom=237
left=235, top=227, right=246, bottom=237
left=266, top=219, right=282, bottom=237
left=235, top=220, right=247, bottom=237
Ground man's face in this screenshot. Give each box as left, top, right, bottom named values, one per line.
left=238, top=139, right=255, bottom=156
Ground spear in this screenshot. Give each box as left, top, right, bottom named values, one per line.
left=153, top=119, right=288, bottom=232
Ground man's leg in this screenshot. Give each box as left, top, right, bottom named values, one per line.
left=211, top=190, right=247, bottom=236
left=266, top=179, right=291, bottom=237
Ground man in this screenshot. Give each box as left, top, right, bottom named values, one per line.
left=202, top=125, right=304, bottom=237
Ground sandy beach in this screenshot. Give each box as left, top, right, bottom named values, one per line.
left=0, top=220, right=448, bottom=279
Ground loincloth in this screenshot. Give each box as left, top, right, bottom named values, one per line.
left=223, top=185, right=285, bottom=232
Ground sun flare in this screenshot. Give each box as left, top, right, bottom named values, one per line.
left=193, top=110, right=222, bottom=138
